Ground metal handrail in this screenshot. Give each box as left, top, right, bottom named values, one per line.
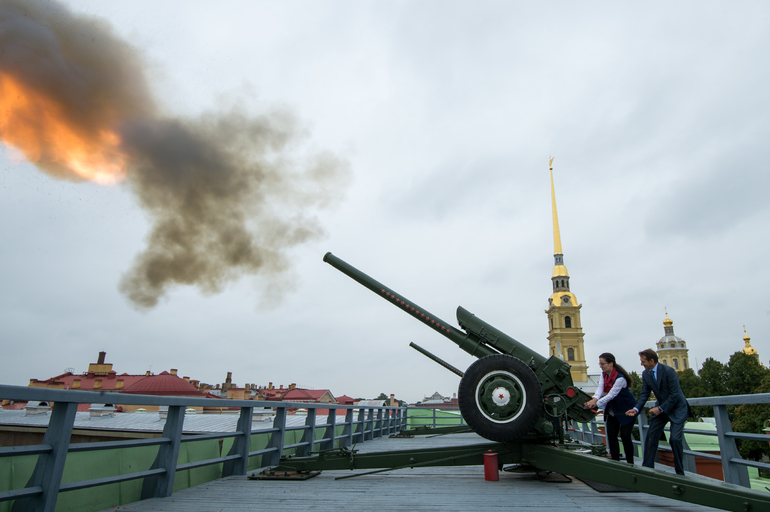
left=404, top=405, right=466, bottom=429
left=568, top=393, right=770, bottom=488
left=0, top=384, right=408, bottom=511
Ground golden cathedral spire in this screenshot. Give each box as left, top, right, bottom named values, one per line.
left=546, top=157, right=586, bottom=382
left=549, top=157, right=563, bottom=256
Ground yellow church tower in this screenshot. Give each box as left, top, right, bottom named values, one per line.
left=656, top=311, right=690, bottom=371
left=741, top=327, right=760, bottom=363
left=545, top=158, right=588, bottom=382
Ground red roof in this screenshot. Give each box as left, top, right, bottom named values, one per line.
left=281, top=388, right=334, bottom=402
left=336, top=395, right=356, bottom=405
left=1, top=401, right=27, bottom=410
left=311, top=409, right=349, bottom=416
left=121, top=371, right=204, bottom=396
left=31, top=372, right=147, bottom=392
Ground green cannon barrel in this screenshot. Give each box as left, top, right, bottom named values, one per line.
left=324, top=252, right=498, bottom=358
left=325, top=252, right=542, bottom=364
left=455, top=306, right=548, bottom=368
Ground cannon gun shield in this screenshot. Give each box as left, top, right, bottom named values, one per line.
left=458, top=355, right=543, bottom=441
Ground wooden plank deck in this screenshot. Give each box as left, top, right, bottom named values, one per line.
left=102, top=434, right=721, bottom=512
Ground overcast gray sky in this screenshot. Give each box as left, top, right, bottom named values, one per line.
left=1, top=1, right=768, bottom=403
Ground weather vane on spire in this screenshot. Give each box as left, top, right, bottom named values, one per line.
left=549, top=156, right=555, bottom=170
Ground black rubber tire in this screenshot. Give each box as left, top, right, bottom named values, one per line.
left=458, top=354, right=543, bottom=442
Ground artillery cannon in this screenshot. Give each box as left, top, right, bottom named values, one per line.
left=323, top=252, right=595, bottom=442
left=251, top=253, right=770, bottom=512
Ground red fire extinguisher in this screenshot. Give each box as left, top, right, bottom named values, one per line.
left=483, top=450, right=499, bottom=481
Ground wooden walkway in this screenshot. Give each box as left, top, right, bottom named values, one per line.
left=103, top=434, right=721, bottom=512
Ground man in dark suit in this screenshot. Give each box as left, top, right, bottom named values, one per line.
left=625, top=348, right=689, bottom=475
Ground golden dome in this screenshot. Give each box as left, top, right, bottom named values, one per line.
left=550, top=291, right=578, bottom=306
left=663, top=312, right=673, bottom=327
left=552, top=265, right=570, bottom=278
left=743, top=328, right=758, bottom=355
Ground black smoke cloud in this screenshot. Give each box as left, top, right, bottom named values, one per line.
left=0, top=0, right=350, bottom=308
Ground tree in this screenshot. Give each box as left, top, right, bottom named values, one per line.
left=731, top=375, right=770, bottom=461
left=677, top=368, right=702, bottom=398
left=698, top=357, right=728, bottom=397
left=375, top=393, right=389, bottom=401
left=628, top=371, right=643, bottom=398
left=725, top=352, right=769, bottom=396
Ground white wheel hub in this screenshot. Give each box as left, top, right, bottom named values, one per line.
left=491, top=386, right=510, bottom=407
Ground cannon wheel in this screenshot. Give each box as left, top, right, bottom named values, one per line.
left=458, top=355, right=543, bottom=442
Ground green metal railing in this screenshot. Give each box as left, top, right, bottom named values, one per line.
left=403, top=406, right=466, bottom=429
left=568, top=392, right=770, bottom=488
left=0, top=385, right=407, bottom=512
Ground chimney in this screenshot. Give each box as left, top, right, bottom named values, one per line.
left=183, top=376, right=190, bottom=382
left=268, top=382, right=273, bottom=390
left=170, top=369, right=178, bottom=376
left=145, top=370, right=151, bottom=376
left=279, top=384, right=283, bottom=390
left=115, top=379, right=124, bottom=390
left=72, top=379, right=81, bottom=389
left=289, top=383, right=296, bottom=390
left=97, top=351, right=106, bottom=364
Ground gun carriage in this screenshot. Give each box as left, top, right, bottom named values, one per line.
left=323, top=252, right=595, bottom=442
left=259, top=253, right=769, bottom=512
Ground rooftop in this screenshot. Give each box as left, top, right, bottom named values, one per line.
left=99, top=433, right=719, bottom=512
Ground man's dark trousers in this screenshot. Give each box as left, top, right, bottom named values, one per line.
left=643, top=411, right=685, bottom=474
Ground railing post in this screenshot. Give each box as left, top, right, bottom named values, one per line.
left=432, top=408, right=437, bottom=428
left=714, top=404, right=750, bottom=487
left=150, top=405, right=185, bottom=498
left=320, top=409, right=336, bottom=451
left=589, top=419, right=600, bottom=445
left=374, top=409, right=383, bottom=438
left=222, top=406, right=253, bottom=476
left=13, top=401, right=77, bottom=512
left=355, top=408, right=366, bottom=443
left=368, top=408, right=375, bottom=441
left=636, top=412, right=649, bottom=461
left=264, top=407, right=287, bottom=467
left=341, top=408, right=354, bottom=448
left=682, top=435, right=697, bottom=474
left=297, top=409, right=317, bottom=457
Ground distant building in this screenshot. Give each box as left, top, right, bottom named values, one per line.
left=120, top=371, right=206, bottom=412
left=414, top=391, right=458, bottom=407
left=656, top=312, right=690, bottom=371
left=24, top=351, right=214, bottom=412
left=336, top=395, right=356, bottom=406
left=254, top=383, right=336, bottom=404
left=27, top=351, right=149, bottom=393
left=741, top=327, right=760, bottom=365
left=545, top=160, right=588, bottom=382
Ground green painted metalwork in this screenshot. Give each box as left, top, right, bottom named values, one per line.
left=323, top=252, right=596, bottom=436
left=409, top=342, right=465, bottom=377
left=405, top=425, right=473, bottom=436
left=523, top=444, right=770, bottom=512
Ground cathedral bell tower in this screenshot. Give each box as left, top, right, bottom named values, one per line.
left=545, top=158, right=588, bottom=382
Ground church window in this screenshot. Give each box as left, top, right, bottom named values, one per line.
left=561, top=279, right=565, bottom=287
left=673, top=358, right=679, bottom=369
left=565, top=316, right=572, bottom=328
left=662, top=359, right=667, bottom=365
left=684, top=359, right=688, bottom=369
left=567, top=348, right=575, bottom=361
